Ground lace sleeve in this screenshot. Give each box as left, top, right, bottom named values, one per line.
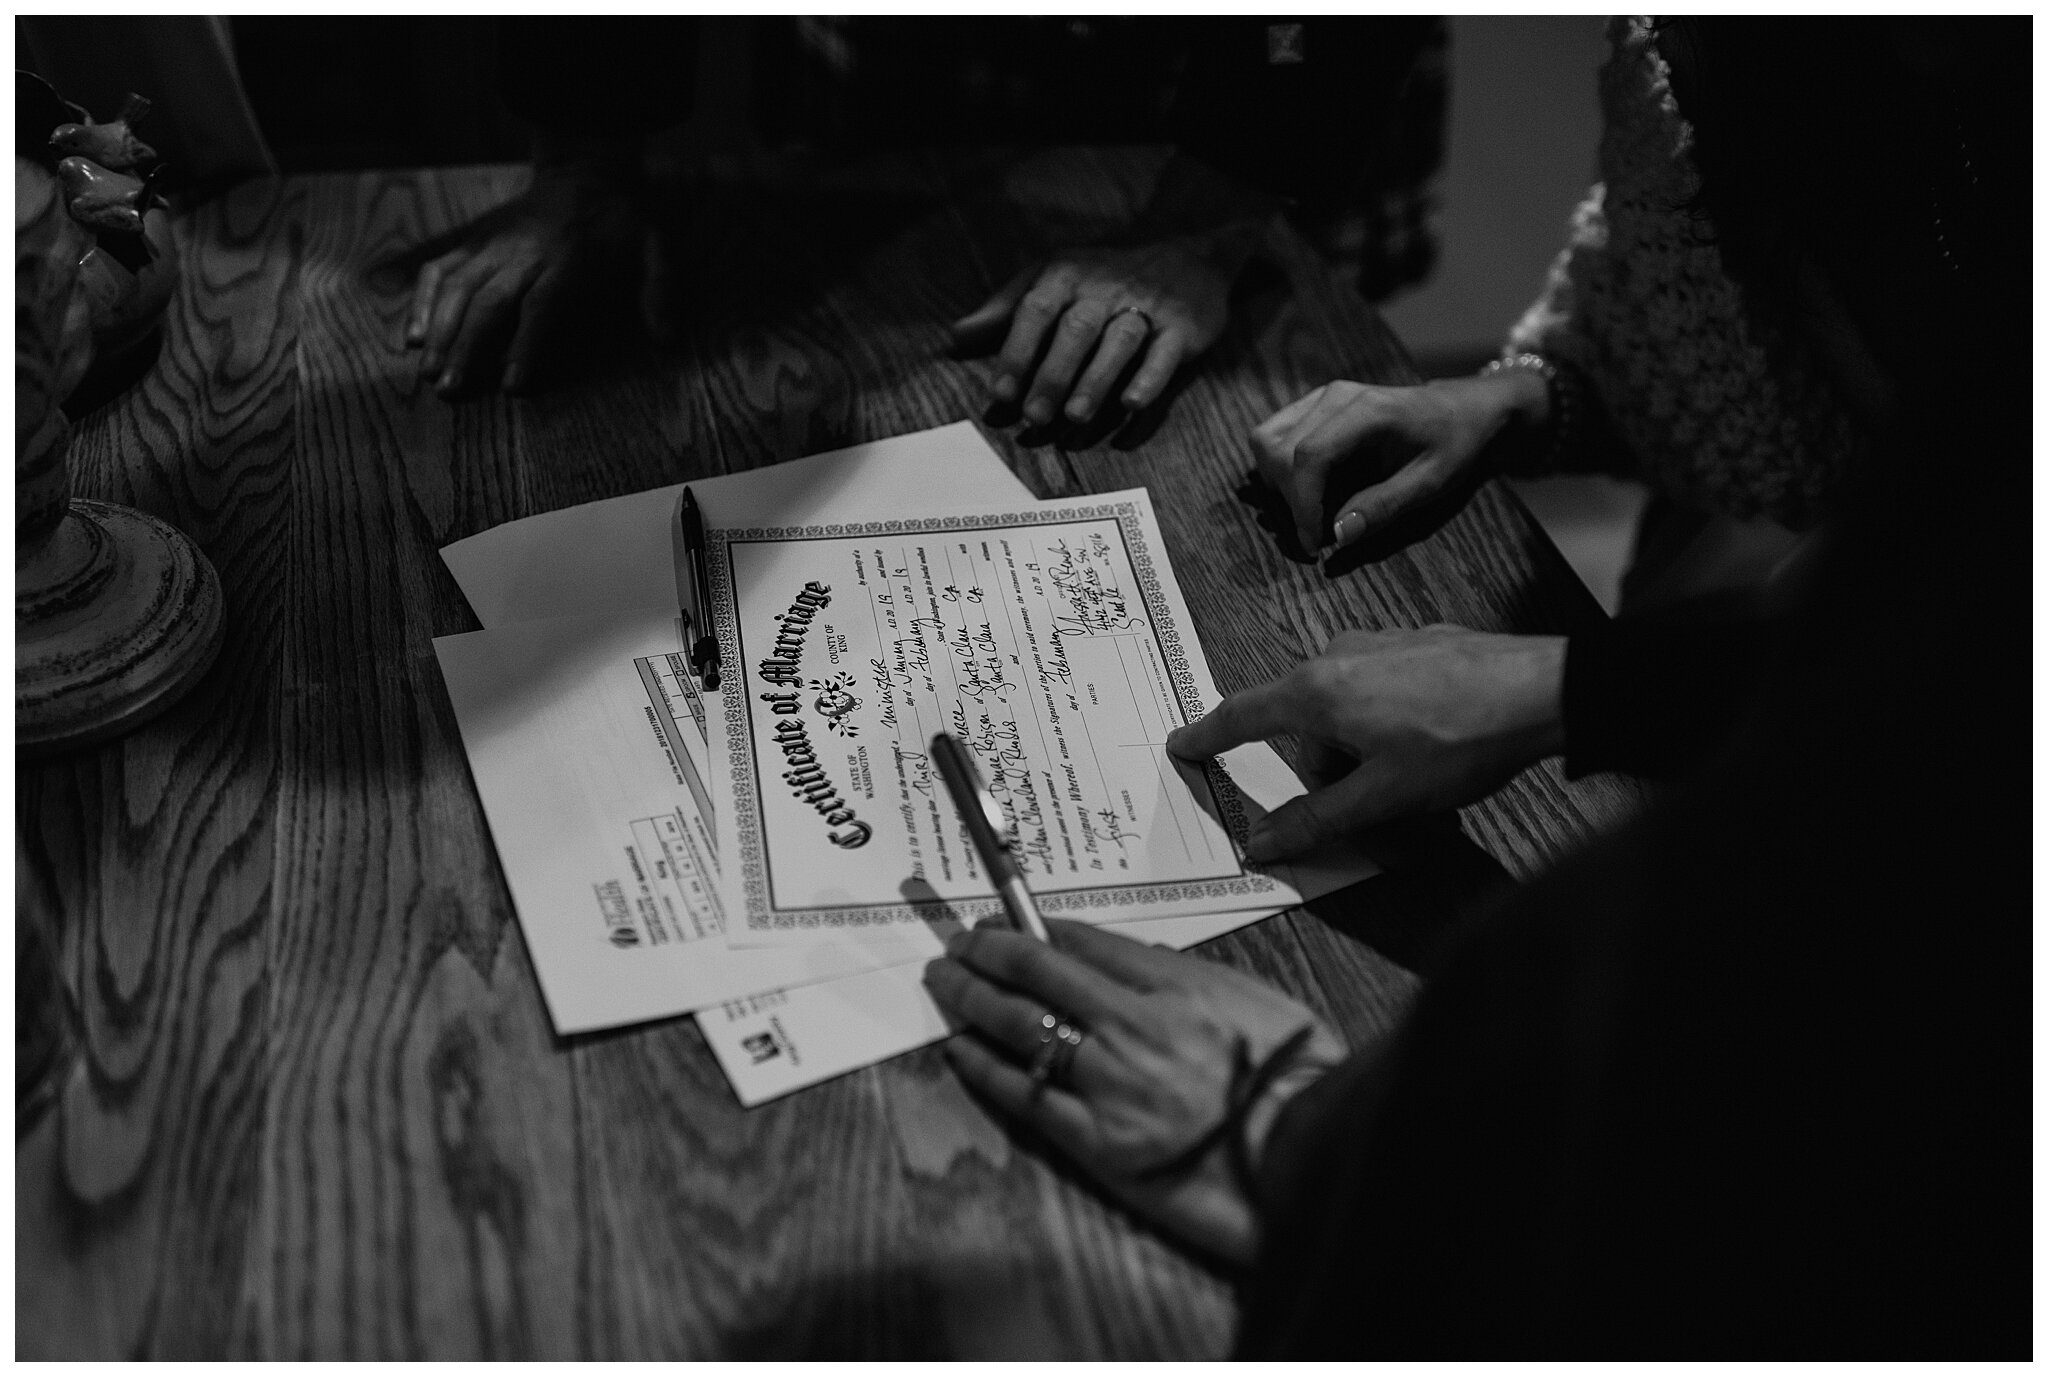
left=1498, top=186, right=1637, bottom=479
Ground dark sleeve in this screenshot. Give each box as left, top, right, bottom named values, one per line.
left=1239, top=652, right=2029, bottom=1358
left=1234, top=412, right=2030, bottom=1357
left=494, top=17, right=696, bottom=138
left=1560, top=616, right=1783, bottom=779
left=1167, top=17, right=1439, bottom=211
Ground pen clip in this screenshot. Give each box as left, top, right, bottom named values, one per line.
left=671, top=490, right=696, bottom=651
left=678, top=487, right=721, bottom=692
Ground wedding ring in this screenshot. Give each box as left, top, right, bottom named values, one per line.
left=1028, top=1010, right=1087, bottom=1088
left=1109, top=305, right=1154, bottom=333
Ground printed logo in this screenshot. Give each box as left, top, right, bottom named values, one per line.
left=1267, top=23, right=1306, bottom=64
left=741, top=1031, right=781, bottom=1064
left=595, top=879, right=640, bottom=947
left=808, top=671, right=863, bottom=736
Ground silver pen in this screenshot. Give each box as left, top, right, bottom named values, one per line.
left=932, top=731, right=1051, bottom=942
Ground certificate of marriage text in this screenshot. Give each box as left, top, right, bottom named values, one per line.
left=708, top=490, right=1292, bottom=940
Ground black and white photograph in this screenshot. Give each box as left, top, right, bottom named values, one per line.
left=15, top=12, right=2032, bottom=1359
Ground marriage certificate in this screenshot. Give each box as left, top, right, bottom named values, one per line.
left=709, top=489, right=1294, bottom=941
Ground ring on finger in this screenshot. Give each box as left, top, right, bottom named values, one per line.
left=1027, top=1011, right=1087, bottom=1089
left=1109, top=305, right=1155, bottom=334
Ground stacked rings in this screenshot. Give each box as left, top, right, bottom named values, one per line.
left=1028, top=1010, right=1087, bottom=1088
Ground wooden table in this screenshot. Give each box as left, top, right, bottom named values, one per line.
left=17, top=150, right=1638, bottom=1358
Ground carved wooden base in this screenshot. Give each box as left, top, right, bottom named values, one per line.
left=17, top=499, right=224, bottom=758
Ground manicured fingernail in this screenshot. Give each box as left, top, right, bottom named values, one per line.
left=1332, top=512, right=1366, bottom=549
left=992, top=375, right=1017, bottom=402
left=1023, top=399, right=1051, bottom=425
left=945, top=930, right=970, bottom=955
left=1245, top=821, right=1277, bottom=862
left=437, top=369, right=460, bottom=393
left=1065, top=394, right=1092, bottom=420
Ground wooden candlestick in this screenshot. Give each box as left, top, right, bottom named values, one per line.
left=16, top=153, right=223, bottom=758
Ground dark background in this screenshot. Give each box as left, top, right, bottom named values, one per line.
left=233, top=16, right=528, bottom=171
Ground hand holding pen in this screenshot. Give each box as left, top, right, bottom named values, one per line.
left=923, top=735, right=1345, bottom=1267
left=932, top=731, right=1050, bottom=942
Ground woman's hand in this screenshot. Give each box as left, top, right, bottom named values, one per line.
left=923, top=918, right=1345, bottom=1268
left=951, top=233, right=1239, bottom=427
left=403, top=149, right=644, bottom=398
left=1167, top=626, right=1567, bottom=861
left=1252, top=369, right=1550, bottom=557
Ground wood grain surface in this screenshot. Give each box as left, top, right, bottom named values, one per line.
left=16, top=149, right=1638, bottom=1359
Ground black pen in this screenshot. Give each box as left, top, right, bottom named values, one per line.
left=675, top=488, right=720, bottom=691
left=932, top=732, right=1051, bottom=943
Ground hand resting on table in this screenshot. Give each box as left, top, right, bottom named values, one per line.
left=403, top=145, right=645, bottom=399
left=1251, top=368, right=1551, bottom=558
left=950, top=234, right=1236, bottom=427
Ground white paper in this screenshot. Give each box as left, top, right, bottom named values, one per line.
left=432, top=426, right=1034, bottom=1033
left=432, top=421, right=1378, bottom=1090
left=435, top=606, right=952, bottom=1032
left=699, top=907, right=1271, bottom=1106
left=698, top=778, right=1385, bottom=1105
left=441, top=421, right=1031, bottom=629
left=705, top=489, right=1300, bottom=956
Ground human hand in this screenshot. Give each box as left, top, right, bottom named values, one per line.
left=923, top=918, right=1345, bottom=1268
left=1252, top=370, right=1550, bottom=557
left=950, top=235, right=1237, bottom=427
left=403, top=153, right=644, bottom=398
left=1167, top=626, right=1567, bottom=861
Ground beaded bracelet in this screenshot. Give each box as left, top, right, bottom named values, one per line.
left=1480, top=350, right=1575, bottom=475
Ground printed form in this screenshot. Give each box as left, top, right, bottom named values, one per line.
left=707, top=490, right=1296, bottom=952
left=435, top=425, right=1377, bottom=1089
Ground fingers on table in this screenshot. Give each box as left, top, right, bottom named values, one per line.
left=1326, top=457, right=1451, bottom=551
left=405, top=254, right=454, bottom=349
left=1119, top=329, right=1185, bottom=414
left=501, top=261, right=573, bottom=394
left=1282, top=400, right=1375, bottom=552
left=951, top=265, right=1037, bottom=348
left=1255, top=385, right=1408, bottom=552
left=1251, top=387, right=1344, bottom=550
left=985, top=267, right=1187, bottom=423
left=1164, top=674, right=1300, bottom=761
left=993, top=271, right=1077, bottom=404
left=421, top=254, right=496, bottom=378
left=1025, top=301, right=1123, bottom=424
left=1066, top=309, right=1152, bottom=421
left=419, top=253, right=544, bottom=395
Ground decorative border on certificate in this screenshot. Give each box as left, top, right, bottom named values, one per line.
left=708, top=501, right=1280, bottom=931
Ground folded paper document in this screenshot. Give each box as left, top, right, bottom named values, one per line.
left=435, top=423, right=1377, bottom=1096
